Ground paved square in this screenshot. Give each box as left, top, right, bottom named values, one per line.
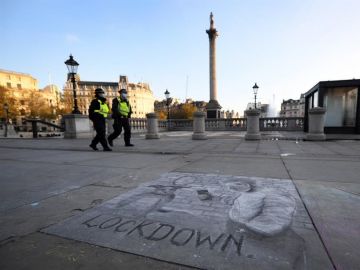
left=44, top=172, right=332, bottom=269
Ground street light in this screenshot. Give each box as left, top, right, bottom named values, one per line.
left=64, top=54, right=81, bottom=114
left=252, top=83, right=259, bottom=109
left=164, top=89, right=170, bottom=130
left=3, top=103, right=9, bottom=137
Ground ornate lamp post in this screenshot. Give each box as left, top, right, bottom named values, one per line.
left=3, top=103, right=9, bottom=137
left=252, top=83, right=259, bottom=109
left=64, top=54, right=81, bottom=114
left=164, top=89, right=171, bottom=130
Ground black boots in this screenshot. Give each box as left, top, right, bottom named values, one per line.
left=125, top=143, right=134, bottom=147
left=89, top=144, right=98, bottom=151
left=107, top=136, right=113, bottom=147
left=90, top=144, right=112, bottom=151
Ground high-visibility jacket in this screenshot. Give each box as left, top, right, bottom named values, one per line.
left=118, top=98, right=130, bottom=117
left=94, top=100, right=109, bottom=118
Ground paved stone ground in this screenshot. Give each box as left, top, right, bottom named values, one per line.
left=0, top=131, right=360, bottom=270
left=43, top=173, right=331, bottom=269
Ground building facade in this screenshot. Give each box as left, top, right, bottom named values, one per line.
left=304, top=79, right=360, bottom=133
left=244, top=103, right=269, bottom=118
left=40, top=84, right=63, bottom=113
left=0, top=69, right=62, bottom=123
left=280, top=94, right=305, bottom=117
left=63, top=75, right=155, bottom=118
left=0, top=69, right=38, bottom=91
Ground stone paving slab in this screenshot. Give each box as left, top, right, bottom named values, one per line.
left=295, top=180, right=360, bottom=270
left=175, top=155, right=290, bottom=179
left=0, top=232, right=194, bottom=270
left=0, top=185, right=124, bottom=242
left=43, top=172, right=332, bottom=270
left=283, top=158, right=360, bottom=183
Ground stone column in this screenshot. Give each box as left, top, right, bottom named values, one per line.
left=306, top=107, right=326, bottom=141
left=245, top=109, right=261, bottom=140
left=145, top=113, right=160, bottom=139
left=209, top=28, right=217, bottom=102
left=63, top=114, right=92, bottom=139
left=206, top=12, right=221, bottom=118
left=192, top=111, right=207, bottom=140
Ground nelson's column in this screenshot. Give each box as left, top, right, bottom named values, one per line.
left=206, top=12, right=222, bottom=118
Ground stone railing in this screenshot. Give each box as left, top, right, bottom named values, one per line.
left=164, top=117, right=304, bottom=132
left=7, top=117, right=305, bottom=138
left=129, top=118, right=147, bottom=132
left=126, top=118, right=167, bottom=133
left=260, top=117, right=304, bottom=131
left=158, top=120, right=168, bottom=130
left=107, top=118, right=148, bottom=134
left=167, top=119, right=193, bottom=131
left=206, top=118, right=247, bottom=131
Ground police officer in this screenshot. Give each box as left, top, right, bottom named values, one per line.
left=88, top=88, right=112, bottom=151
left=107, top=88, right=134, bottom=147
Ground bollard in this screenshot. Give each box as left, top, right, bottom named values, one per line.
left=192, top=111, right=207, bottom=140
left=245, top=109, right=261, bottom=140
left=31, top=120, right=38, bottom=138
left=306, top=107, right=326, bottom=141
left=63, top=114, right=92, bottom=139
left=146, top=113, right=160, bottom=139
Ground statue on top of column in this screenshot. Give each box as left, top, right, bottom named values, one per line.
left=210, top=12, right=214, bottom=29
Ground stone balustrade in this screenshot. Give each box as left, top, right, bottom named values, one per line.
left=164, top=117, right=304, bottom=132
left=10, top=116, right=306, bottom=138
left=260, top=117, right=304, bottom=131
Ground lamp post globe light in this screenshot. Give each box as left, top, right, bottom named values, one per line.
left=3, top=103, right=9, bottom=138
left=64, top=54, right=81, bottom=114
left=252, top=83, right=259, bottom=109
left=164, top=89, right=170, bottom=130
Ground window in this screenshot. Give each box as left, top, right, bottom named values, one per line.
left=308, top=96, right=313, bottom=109
left=324, top=87, right=358, bottom=127
left=313, top=91, right=318, bottom=107
left=7, top=83, right=11, bottom=88
left=17, top=84, right=22, bottom=89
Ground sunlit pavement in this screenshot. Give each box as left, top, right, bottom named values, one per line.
left=0, top=132, right=359, bottom=269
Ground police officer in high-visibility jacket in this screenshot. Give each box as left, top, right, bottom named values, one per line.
left=88, top=88, right=112, bottom=151
left=108, top=88, right=134, bottom=147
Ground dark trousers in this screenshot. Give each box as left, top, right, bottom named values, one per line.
left=108, top=117, right=131, bottom=144
left=91, top=118, right=109, bottom=149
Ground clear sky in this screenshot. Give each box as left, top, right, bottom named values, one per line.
left=2, top=0, right=360, bottom=114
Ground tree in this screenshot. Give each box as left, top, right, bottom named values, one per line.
left=156, top=110, right=167, bottom=120
left=0, top=86, right=18, bottom=120
left=182, top=103, right=197, bottom=119
left=170, top=103, right=197, bottom=119
left=28, top=90, right=51, bottom=119
left=155, top=100, right=198, bottom=119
